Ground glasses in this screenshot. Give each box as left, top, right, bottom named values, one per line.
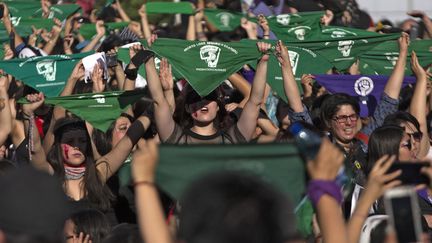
left=407, top=131, right=423, bottom=142
left=401, top=140, right=412, bottom=150
left=332, top=114, right=359, bottom=124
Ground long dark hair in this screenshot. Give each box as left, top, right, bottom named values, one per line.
left=173, top=84, right=231, bottom=131
left=70, top=209, right=111, bottom=243
left=47, top=118, right=113, bottom=211
left=367, top=125, right=404, bottom=174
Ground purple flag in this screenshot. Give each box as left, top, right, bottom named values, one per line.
left=314, top=74, right=417, bottom=117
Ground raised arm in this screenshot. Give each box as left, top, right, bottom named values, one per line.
left=42, top=18, right=62, bottom=55
left=138, top=4, right=152, bottom=39
left=145, top=37, right=176, bottom=141
left=159, top=58, right=175, bottom=113
left=307, top=138, right=347, bottom=243
left=276, top=40, right=304, bottom=113
left=96, top=115, right=151, bottom=183
left=81, top=20, right=105, bottom=53
left=409, top=51, right=430, bottom=158
left=112, top=0, right=131, bottom=22
left=132, top=139, right=173, bottom=243
left=22, top=93, right=54, bottom=174
left=384, top=32, right=409, bottom=99
left=0, top=3, right=25, bottom=51
left=407, top=11, right=432, bottom=38
left=347, top=155, right=401, bottom=243
left=0, top=74, right=11, bottom=146
left=237, top=42, right=269, bottom=141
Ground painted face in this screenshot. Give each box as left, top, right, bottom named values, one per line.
left=330, top=105, right=359, bottom=144
left=399, top=132, right=418, bottom=161
left=400, top=122, right=421, bottom=159
left=190, top=100, right=219, bottom=124
left=112, top=116, right=132, bottom=147
left=60, top=129, right=88, bottom=166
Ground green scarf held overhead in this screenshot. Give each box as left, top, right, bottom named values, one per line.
left=0, top=52, right=92, bottom=97
left=251, top=44, right=333, bottom=102
left=204, top=8, right=245, bottom=32
left=0, top=17, right=56, bottom=44
left=148, top=38, right=262, bottom=96
left=289, top=27, right=400, bottom=71
left=145, top=2, right=194, bottom=15
left=266, top=11, right=324, bottom=41
left=156, top=142, right=305, bottom=204
left=79, top=22, right=129, bottom=40
left=3, top=1, right=41, bottom=19
left=32, top=4, right=81, bottom=21
left=359, top=39, right=432, bottom=76
left=28, top=90, right=149, bottom=132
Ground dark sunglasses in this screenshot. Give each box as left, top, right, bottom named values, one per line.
left=407, top=131, right=423, bottom=142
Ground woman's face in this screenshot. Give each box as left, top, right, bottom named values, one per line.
left=60, top=129, right=87, bottom=166
left=330, top=105, right=359, bottom=144
left=400, top=121, right=422, bottom=158
left=112, top=116, right=132, bottom=147
left=398, top=132, right=418, bottom=161
left=190, top=100, right=219, bottom=125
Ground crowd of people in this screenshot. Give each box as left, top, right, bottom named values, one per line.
left=0, top=0, right=432, bottom=242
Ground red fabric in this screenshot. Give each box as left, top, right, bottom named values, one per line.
left=355, top=131, right=369, bottom=145
left=35, top=116, right=44, bottom=139
left=76, top=0, right=96, bottom=16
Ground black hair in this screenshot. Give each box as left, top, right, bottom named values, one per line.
left=320, top=93, right=360, bottom=129
left=101, top=223, right=143, bottom=243
left=104, top=113, right=136, bottom=152
left=178, top=171, right=298, bottom=243
left=70, top=209, right=111, bottom=243
left=383, top=111, right=421, bottom=133
left=173, top=84, right=230, bottom=131
left=367, top=125, right=404, bottom=173
left=47, top=118, right=114, bottom=211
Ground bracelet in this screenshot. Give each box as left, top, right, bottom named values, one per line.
left=307, top=180, right=342, bottom=207
left=22, top=112, right=34, bottom=120
left=124, top=65, right=138, bottom=80
left=126, top=119, right=145, bottom=145
left=134, top=180, right=155, bottom=187
left=263, top=34, right=270, bottom=37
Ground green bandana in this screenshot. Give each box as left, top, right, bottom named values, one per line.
left=19, top=90, right=149, bottom=132
left=32, top=4, right=81, bottom=21
left=290, top=27, right=400, bottom=71
left=145, top=2, right=194, bottom=15
left=263, top=45, right=333, bottom=102
left=0, top=52, right=91, bottom=97
left=360, top=39, right=432, bottom=75
left=156, top=142, right=305, bottom=204
left=148, top=38, right=262, bottom=96
left=3, top=1, right=41, bottom=19
left=204, top=8, right=245, bottom=32
left=0, top=17, right=56, bottom=44
left=266, top=11, right=324, bottom=41
left=79, top=22, right=129, bottom=40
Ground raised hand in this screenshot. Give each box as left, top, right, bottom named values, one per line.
left=70, top=60, right=84, bottom=81
left=91, top=63, right=105, bottom=93
left=257, top=41, right=271, bottom=62
left=365, top=155, right=401, bottom=199
left=95, top=20, right=106, bottom=37
left=275, top=40, right=290, bottom=66
left=132, top=139, right=159, bottom=183
left=159, top=58, right=173, bottom=91
left=307, top=138, right=344, bottom=180
left=22, top=93, right=45, bottom=116
left=257, top=14, right=269, bottom=34
left=398, top=32, right=410, bottom=53
left=411, top=51, right=427, bottom=79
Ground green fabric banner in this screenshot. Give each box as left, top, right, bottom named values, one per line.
left=266, top=11, right=324, bottom=41
left=289, top=28, right=400, bottom=71
left=0, top=52, right=91, bottom=97
left=266, top=45, right=332, bottom=102
left=146, top=2, right=194, bottom=15
left=32, top=4, right=81, bottom=20
left=359, top=39, right=432, bottom=75
left=156, top=142, right=306, bottom=204
left=0, top=17, right=55, bottom=44
left=79, top=22, right=129, bottom=40
left=19, top=90, right=149, bottom=132
left=2, top=1, right=41, bottom=19
left=148, top=38, right=262, bottom=96
left=204, top=8, right=245, bottom=32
